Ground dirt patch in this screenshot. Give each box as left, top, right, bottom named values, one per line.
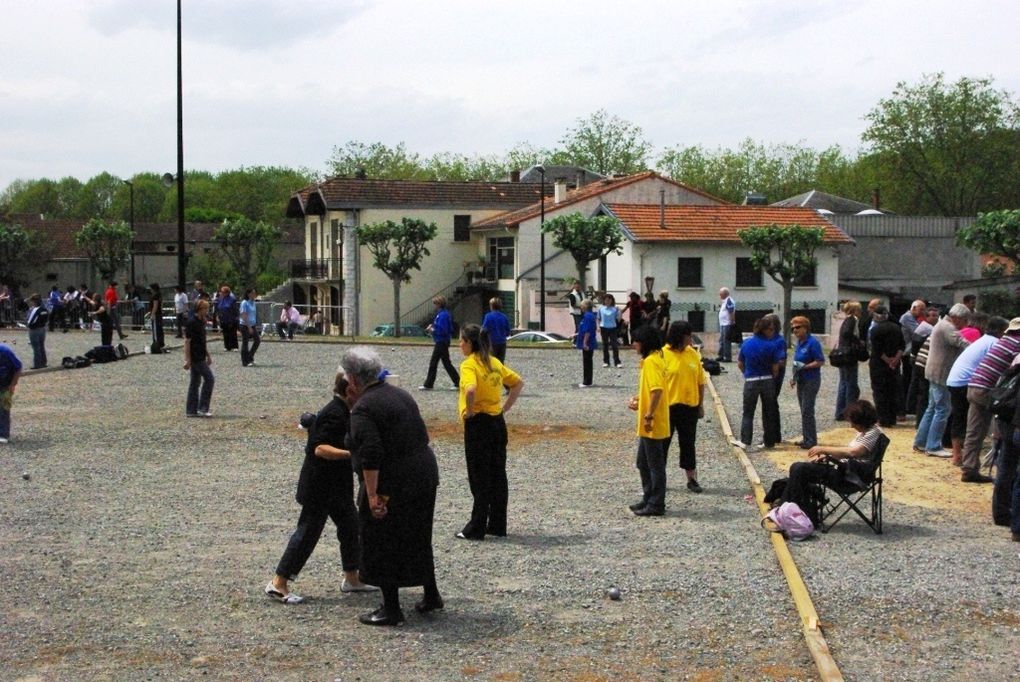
left=764, top=423, right=993, bottom=517
left=427, top=420, right=594, bottom=446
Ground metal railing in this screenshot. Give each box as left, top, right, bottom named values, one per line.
left=399, top=273, right=474, bottom=330
left=290, top=259, right=342, bottom=280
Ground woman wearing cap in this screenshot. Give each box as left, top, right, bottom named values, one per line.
left=265, top=369, right=375, bottom=604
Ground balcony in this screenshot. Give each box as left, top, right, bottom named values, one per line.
left=290, top=258, right=341, bottom=280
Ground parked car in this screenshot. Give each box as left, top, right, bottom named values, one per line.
left=507, top=331, right=571, bottom=345
left=370, top=324, right=428, bottom=337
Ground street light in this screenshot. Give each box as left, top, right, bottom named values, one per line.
left=162, top=171, right=185, bottom=287
left=174, top=0, right=185, bottom=288
left=537, top=164, right=546, bottom=330
left=122, top=179, right=135, bottom=288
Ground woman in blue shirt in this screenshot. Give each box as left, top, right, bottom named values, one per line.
left=239, top=288, right=261, bottom=367
left=575, top=299, right=598, bottom=387
left=420, top=295, right=460, bottom=390
left=481, top=297, right=511, bottom=363
left=735, top=316, right=784, bottom=449
left=790, top=315, right=826, bottom=449
left=597, top=294, right=622, bottom=368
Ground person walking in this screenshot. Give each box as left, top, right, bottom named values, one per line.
left=575, top=299, right=597, bottom=388
left=419, top=295, right=459, bottom=390
left=790, top=316, right=825, bottom=449
left=26, top=294, right=48, bottom=369
left=627, top=324, right=671, bottom=516
left=480, top=297, right=511, bottom=363
left=184, top=299, right=214, bottom=417
left=104, top=281, right=127, bottom=340
left=455, top=323, right=523, bottom=540
left=239, top=288, right=261, bottom=367
left=663, top=320, right=707, bottom=493
left=598, top=293, right=622, bottom=368
left=149, top=283, right=165, bottom=354
left=265, top=369, right=377, bottom=604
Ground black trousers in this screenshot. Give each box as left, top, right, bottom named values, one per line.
left=424, top=341, right=459, bottom=388
left=492, top=343, right=506, bottom=363
left=900, top=357, right=914, bottom=414
left=667, top=403, right=699, bottom=471
left=783, top=461, right=842, bottom=511
left=221, top=322, right=239, bottom=350
left=241, top=325, right=261, bottom=365
left=276, top=495, right=362, bottom=579
left=581, top=349, right=593, bottom=385
left=461, top=412, right=508, bottom=538
left=869, top=359, right=899, bottom=426
left=600, top=328, right=620, bottom=365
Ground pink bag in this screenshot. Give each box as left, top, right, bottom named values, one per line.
left=763, top=502, right=815, bottom=540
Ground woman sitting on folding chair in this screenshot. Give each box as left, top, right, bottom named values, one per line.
left=779, top=400, right=883, bottom=514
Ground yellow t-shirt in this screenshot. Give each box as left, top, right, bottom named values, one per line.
left=663, top=343, right=707, bottom=407
left=636, top=350, right=670, bottom=439
left=459, top=353, right=522, bottom=420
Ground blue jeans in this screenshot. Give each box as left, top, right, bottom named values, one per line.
left=635, top=437, right=668, bottom=512
left=741, top=378, right=779, bottom=447
left=796, top=375, right=820, bottom=447
left=186, top=360, right=214, bottom=415
left=835, top=363, right=860, bottom=419
left=718, top=325, right=732, bottom=361
left=29, top=327, right=47, bottom=369
left=914, top=382, right=951, bottom=451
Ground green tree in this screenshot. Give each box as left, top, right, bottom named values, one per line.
left=862, top=73, right=1020, bottom=215
left=957, top=209, right=1020, bottom=268
left=0, top=220, right=51, bottom=287
left=737, top=224, right=825, bottom=343
left=75, top=172, right=123, bottom=219
left=74, top=218, right=134, bottom=282
left=213, top=217, right=283, bottom=290
left=554, top=110, right=652, bottom=175
left=112, top=174, right=168, bottom=223
left=357, top=218, right=438, bottom=337
left=211, top=166, right=314, bottom=222
left=541, top=212, right=624, bottom=290
left=327, top=141, right=429, bottom=180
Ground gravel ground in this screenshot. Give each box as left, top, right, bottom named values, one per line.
left=1, top=330, right=1017, bottom=680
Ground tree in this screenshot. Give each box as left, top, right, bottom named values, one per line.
left=862, top=73, right=1020, bottom=215
left=957, top=209, right=1020, bottom=269
left=357, top=218, right=438, bottom=337
left=541, top=212, right=624, bottom=290
left=74, top=218, right=134, bottom=282
left=74, top=172, right=123, bottom=219
left=555, top=110, right=652, bottom=175
left=737, top=224, right=825, bottom=343
left=327, top=141, right=429, bottom=180
left=213, top=217, right=283, bottom=290
left=0, top=221, right=50, bottom=287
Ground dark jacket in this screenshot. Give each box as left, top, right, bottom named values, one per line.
left=296, top=397, right=353, bottom=507
left=870, top=319, right=905, bottom=361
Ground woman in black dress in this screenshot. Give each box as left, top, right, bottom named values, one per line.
left=343, top=347, right=443, bottom=626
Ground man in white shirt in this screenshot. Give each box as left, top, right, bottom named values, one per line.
left=717, top=287, right=736, bottom=362
left=276, top=301, right=302, bottom=340
left=174, top=286, right=189, bottom=338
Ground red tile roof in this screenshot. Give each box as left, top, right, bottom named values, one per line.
left=603, top=204, right=854, bottom=244
left=471, top=171, right=727, bottom=229
left=287, top=178, right=552, bottom=217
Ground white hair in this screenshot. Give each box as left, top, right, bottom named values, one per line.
left=340, top=347, right=382, bottom=387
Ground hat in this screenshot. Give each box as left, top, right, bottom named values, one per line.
left=1008, top=317, right=1020, bottom=333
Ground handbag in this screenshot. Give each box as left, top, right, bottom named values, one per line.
left=828, top=346, right=853, bottom=367
left=852, top=338, right=870, bottom=362
left=761, top=502, right=815, bottom=540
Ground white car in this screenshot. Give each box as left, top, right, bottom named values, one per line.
left=507, top=331, right=571, bottom=344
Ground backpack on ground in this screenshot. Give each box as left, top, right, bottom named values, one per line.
left=85, top=345, right=118, bottom=364
left=116, top=343, right=129, bottom=359
left=762, top=502, right=815, bottom=540
left=701, top=358, right=723, bottom=376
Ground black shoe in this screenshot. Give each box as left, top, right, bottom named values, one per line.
left=414, top=596, right=445, bottom=614
left=358, top=606, right=405, bottom=626
left=633, top=506, right=664, bottom=517
left=628, top=501, right=647, bottom=511
left=797, top=441, right=815, bottom=449
left=485, top=528, right=507, bottom=537
left=686, top=480, right=703, bottom=494
left=961, top=472, right=994, bottom=483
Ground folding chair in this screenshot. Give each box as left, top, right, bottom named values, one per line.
left=819, top=433, right=890, bottom=535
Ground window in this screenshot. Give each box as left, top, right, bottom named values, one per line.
left=676, top=257, right=703, bottom=288
left=487, top=237, right=514, bottom=280
left=736, top=257, right=763, bottom=287
left=796, top=263, right=817, bottom=287
left=454, top=215, right=471, bottom=242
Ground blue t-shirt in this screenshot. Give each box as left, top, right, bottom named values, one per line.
left=0, top=344, right=23, bottom=388
left=432, top=308, right=454, bottom=344
left=793, top=334, right=825, bottom=382
left=239, top=299, right=257, bottom=326
left=481, top=310, right=511, bottom=346
left=738, top=334, right=782, bottom=378
left=216, top=293, right=238, bottom=325
left=597, top=305, right=619, bottom=329
left=575, top=311, right=598, bottom=350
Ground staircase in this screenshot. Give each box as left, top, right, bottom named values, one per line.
left=400, top=273, right=495, bottom=329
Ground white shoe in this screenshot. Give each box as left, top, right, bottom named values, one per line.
left=265, top=582, right=304, bottom=604
left=577, top=383, right=593, bottom=388
left=341, top=579, right=379, bottom=593
left=615, top=363, right=623, bottom=368
left=603, top=363, right=610, bottom=368
left=730, top=439, right=747, bottom=449
left=926, top=448, right=952, bottom=458
left=0, top=437, right=8, bottom=444
left=199, top=411, right=213, bottom=418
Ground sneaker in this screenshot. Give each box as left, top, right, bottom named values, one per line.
left=0, top=437, right=8, bottom=444
left=912, top=445, right=925, bottom=454
left=418, top=385, right=433, bottom=390
left=199, top=411, right=213, bottom=418
left=926, top=448, right=952, bottom=458
left=341, top=579, right=379, bottom=593
left=450, top=385, right=459, bottom=391
left=686, top=480, right=703, bottom=494
left=577, top=383, right=592, bottom=388
left=628, top=501, right=647, bottom=511
left=730, top=439, right=747, bottom=449
left=615, top=363, right=623, bottom=368
left=603, top=363, right=610, bottom=368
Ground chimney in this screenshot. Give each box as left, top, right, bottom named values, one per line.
left=575, top=171, right=585, bottom=189
left=510, top=169, right=520, bottom=183
left=659, top=189, right=666, bottom=229
left=554, top=178, right=568, bottom=204
left=871, top=187, right=881, bottom=210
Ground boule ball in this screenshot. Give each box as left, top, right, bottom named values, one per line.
left=22, top=472, right=30, bottom=481
left=607, top=586, right=621, bottom=601
left=298, top=412, right=316, bottom=429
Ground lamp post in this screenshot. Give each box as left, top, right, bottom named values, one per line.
left=122, top=179, right=135, bottom=288
left=175, top=0, right=185, bottom=288
left=537, top=164, right=546, bottom=330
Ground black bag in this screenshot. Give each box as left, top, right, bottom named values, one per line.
left=764, top=478, right=788, bottom=505
left=74, top=356, right=91, bottom=368
left=852, top=338, right=870, bottom=362
left=802, top=484, right=826, bottom=527
left=85, top=345, right=118, bottom=364
left=989, top=368, right=1020, bottom=419
left=828, top=346, right=854, bottom=367
left=62, top=356, right=76, bottom=369
left=116, top=342, right=129, bottom=359
left=702, top=358, right=722, bottom=376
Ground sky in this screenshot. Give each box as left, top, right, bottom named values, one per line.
left=2, top=0, right=1019, bottom=191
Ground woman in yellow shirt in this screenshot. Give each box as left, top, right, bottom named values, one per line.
left=627, top=324, right=671, bottom=516
left=663, top=320, right=707, bottom=493
left=456, top=323, right=524, bottom=540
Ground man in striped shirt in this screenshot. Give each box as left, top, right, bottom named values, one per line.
left=963, top=318, right=1020, bottom=482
